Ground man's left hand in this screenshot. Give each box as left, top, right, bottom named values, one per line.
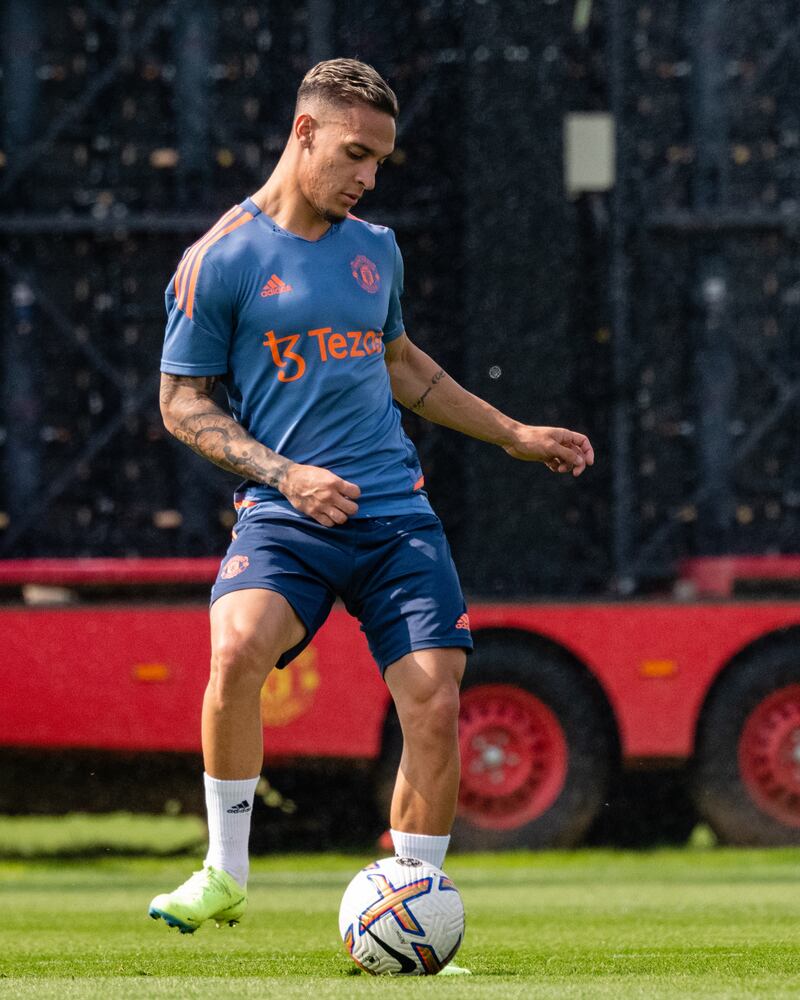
left=502, top=425, right=594, bottom=477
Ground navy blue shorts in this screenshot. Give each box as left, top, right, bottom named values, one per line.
left=210, top=508, right=473, bottom=674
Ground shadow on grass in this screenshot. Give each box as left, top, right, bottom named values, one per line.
left=0, top=754, right=385, bottom=860
left=0, top=812, right=207, bottom=861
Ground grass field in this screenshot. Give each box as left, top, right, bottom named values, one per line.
left=2, top=839, right=799, bottom=999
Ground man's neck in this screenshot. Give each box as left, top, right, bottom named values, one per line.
left=250, top=157, right=332, bottom=242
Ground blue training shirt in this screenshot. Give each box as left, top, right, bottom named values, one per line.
left=160, top=197, right=432, bottom=518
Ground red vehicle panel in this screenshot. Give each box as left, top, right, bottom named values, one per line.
left=4, top=558, right=800, bottom=847
left=1, top=606, right=386, bottom=758
left=4, top=599, right=800, bottom=761
left=467, top=603, right=800, bottom=759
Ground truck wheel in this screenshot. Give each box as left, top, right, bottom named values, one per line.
left=375, top=634, right=612, bottom=850
left=692, top=641, right=800, bottom=845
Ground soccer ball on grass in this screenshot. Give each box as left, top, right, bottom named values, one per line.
left=338, top=856, right=465, bottom=976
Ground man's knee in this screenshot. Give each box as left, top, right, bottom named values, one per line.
left=418, top=684, right=460, bottom=733
left=395, top=671, right=462, bottom=743
left=209, top=627, right=277, bottom=698
left=386, top=648, right=466, bottom=748
left=208, top=589, right=306, bottom=698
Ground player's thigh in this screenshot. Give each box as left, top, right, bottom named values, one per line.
left=210, top=509, right=344, bottom=673
left=210, top=587, right=307, bottom=677
left=385, top=647, right=466, bottom=730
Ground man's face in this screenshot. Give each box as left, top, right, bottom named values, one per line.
left=297, top=102, right=396, bottom=223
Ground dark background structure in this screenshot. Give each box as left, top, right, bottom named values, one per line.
left=2, top=0, right=799, bottom=596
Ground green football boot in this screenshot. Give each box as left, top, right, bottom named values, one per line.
left=148, top=865, right=247, bottom=934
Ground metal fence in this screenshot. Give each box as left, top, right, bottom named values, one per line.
left=1, top=0, right=799, bottom=595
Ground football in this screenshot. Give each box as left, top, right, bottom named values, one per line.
left=338, top=856, right=465, bottom=976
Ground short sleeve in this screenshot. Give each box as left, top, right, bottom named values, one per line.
left=382, top=233, right=405, bottom=343
left=160, top=256, right=233, bottom=376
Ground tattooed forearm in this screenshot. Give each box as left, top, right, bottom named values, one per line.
left=160, top=374, right=293, bottom=487
left=411, top=369, right=446, bottom=412
left=159, top=374, right=218, bottom=410
left=170, top=412, right=292, bottom=486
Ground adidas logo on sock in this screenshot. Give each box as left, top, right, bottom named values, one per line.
left=226, top=799, right=251, bottom=814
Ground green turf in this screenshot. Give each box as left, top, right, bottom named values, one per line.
left=1, top=849, right=799, bottom=998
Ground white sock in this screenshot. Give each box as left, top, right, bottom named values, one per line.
left=390, top=829, right=451, bottom=871
left=203, top=773, right=259, bottom=888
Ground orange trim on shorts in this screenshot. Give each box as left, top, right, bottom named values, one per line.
left=413, top=475, right=425, bottom=491
left=184, top=211, right=254, bottom=319
left=174, top=205, right=240, bottom=306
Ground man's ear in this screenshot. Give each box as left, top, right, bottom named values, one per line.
left=294, top=112, right=316, bottom=149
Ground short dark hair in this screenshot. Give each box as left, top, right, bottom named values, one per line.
left=296, top=58, right=399, bottom=119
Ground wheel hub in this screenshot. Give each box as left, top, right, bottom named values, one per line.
left=468, top=731, right=522, bottom=790
left=739, top=684, right=800, bottom=828
left=458, top=684, right=568, bottom=831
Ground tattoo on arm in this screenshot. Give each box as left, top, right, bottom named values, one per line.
left=411, top=369, right=446, bottom=412
left=160, top=374, right=292, bottom=488
left=159, top=374, right=218, bottom=409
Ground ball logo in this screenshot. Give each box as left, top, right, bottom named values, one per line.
left=351, top=254, right=380, bottom=294
left=396, top=857, right=423, bottom=867
left=221, top=554, right=250, bottom=579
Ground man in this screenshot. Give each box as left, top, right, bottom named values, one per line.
left=150, top=58, right=593, bottom=947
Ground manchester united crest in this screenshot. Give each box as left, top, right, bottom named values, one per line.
left=351, top=254, right=380, bottom=294
left=220, top=554, right=250, bottom=580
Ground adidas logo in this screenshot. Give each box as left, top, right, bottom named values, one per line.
left=455, top=613, right=470, bottom=631
left=226, top=799, right=251, bottom=814
left=260, top=273, right=292, bottom=297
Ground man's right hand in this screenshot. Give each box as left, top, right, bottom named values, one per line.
left=278, top=464, right=361, bottom=527
left=158, top=375, right=360, bottom=526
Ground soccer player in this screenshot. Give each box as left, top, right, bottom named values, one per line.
left=150, top=59, right=593, bottom=951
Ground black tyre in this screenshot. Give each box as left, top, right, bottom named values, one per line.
left=375, top=633, right=613, bottom=850
left=692, top=637, right=800, bottom=846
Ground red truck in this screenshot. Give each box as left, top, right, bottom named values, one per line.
left=2, top=556, right=800, bottom=848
